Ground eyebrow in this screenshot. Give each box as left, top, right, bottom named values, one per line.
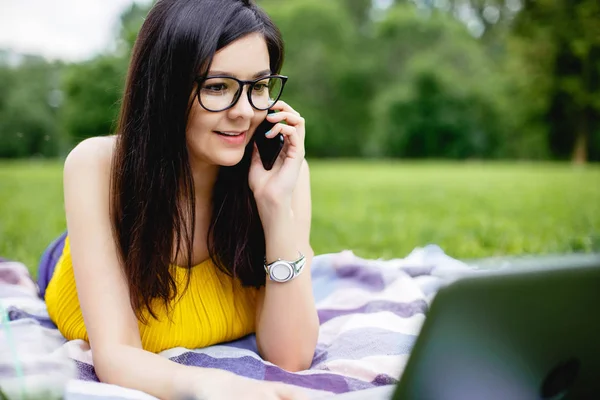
left=207, top=69, right=272, bottom=79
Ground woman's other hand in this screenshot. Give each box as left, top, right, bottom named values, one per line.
left=186, top=369, right=310, bottom=400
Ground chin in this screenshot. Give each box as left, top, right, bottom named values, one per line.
left=213, top=148, right=249, bottom=167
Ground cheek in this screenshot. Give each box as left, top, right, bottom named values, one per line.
left=250, top=112, right=268, bottom=133
left=187, top=105, right=215, bottom=137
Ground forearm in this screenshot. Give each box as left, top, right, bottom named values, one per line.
left=93, top=344, right=225, bottom=400
left=255, top=201, right=320, bottom=371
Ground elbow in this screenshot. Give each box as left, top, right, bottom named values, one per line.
left=285, top=358, right=314, bottom=373
left=265, top=348, right=316, bottom=372
left=93, top=350, right=119, bottom=384
left=92, top=345, right=133, bottom=386
left=270, top=359, right=312, bottom=373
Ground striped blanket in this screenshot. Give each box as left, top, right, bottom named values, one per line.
left=0, top=246, right=476, bottom=400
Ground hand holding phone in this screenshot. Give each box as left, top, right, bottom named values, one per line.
left=253, top=111, right=285, bottom=171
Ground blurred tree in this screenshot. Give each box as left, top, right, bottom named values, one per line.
left=345, top=0, right=374, bottom=27
left=59, top=55, right=127, bottom=144
left=115, top=1, right=156, bottom=56
left=0, top=56, right=63, bottom=158
left=368, top=4, right=509, bottom=159
left=509, top=0, right=600, bottom=164
left=440, top=0, right=521, bottom=40
left=3, top=0, right=597, bottom=162
left=264, top=0, right=373, bottom=157
left=59, top=1, right=153, bottom=146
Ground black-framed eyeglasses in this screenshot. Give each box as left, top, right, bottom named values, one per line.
left=195, top=74, right=288, bottom=112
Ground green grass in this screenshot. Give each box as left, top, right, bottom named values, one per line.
left=310, top=160, right=600, bottom=261
left=1, top=160, right=67, bottom=277
left=1, top=159, right=599, bottom=277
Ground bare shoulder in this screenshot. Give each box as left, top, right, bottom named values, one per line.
left=64, top=136, right=117, bottom=176
left=62, top=135, right=118, bottom=229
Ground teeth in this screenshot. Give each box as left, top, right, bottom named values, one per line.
left=218, top=131, right=243, bottom=137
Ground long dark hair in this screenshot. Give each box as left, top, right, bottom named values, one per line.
left=110, top=0, right=285, bottom=322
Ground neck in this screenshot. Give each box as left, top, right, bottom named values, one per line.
left=188, top=155, right=220, bottom=201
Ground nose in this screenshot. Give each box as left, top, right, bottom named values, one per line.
left=227, top=86, right=254, bottom=120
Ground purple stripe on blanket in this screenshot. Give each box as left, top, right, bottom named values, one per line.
left=264, top=365, right=374, bottom=394
left=0, top=266, right=21, bottom=284
left=7, top=306, right=58, bottom=329
left=318, top=299, right=428, bottom=325
left=75, top=360, right=100, bottom=382
left=311, top=328, right=417, bottom=366
left=311, top=265, right=388, bottom=303
left=74, top=353, right=392, bottom=395
left=335, top=265, right=385, bottom=291
left=372, top=374, right=398, bottom=386
left=339, top=374, right=398, bottom=393
left=171, top=353, right=266, bottom=380
left=170, top=352, right=378, bottom=394
left=400, top=265, right=435, bottom=277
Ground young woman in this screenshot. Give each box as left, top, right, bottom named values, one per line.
left=40, top=0, right=319, bottom=398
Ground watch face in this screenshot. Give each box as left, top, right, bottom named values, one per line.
left=271, top=261, right=293, bottom=282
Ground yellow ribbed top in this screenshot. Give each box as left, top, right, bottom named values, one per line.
left=45, top=237, right=259, bottom=353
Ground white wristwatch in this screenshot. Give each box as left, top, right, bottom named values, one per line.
left=264, top=252, right=306, bottom=283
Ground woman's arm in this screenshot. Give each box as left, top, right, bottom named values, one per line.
left=63, top=138, right=217, bottom=399
left=254, top=159, right=320, bottom=372
left=63, top=138, right=308, bottom=400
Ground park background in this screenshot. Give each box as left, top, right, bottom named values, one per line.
left=1, top=0, right=599, bottom=276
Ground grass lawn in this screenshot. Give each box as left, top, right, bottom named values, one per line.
left=1, top=159, right=599, bottom=277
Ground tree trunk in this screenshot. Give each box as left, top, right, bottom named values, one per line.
left=572, top=115, right=588, bottom=165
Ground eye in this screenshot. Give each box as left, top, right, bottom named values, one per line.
left=203, top=83, right=226, bottom=92
left=253, top=82, right=269, bottom=92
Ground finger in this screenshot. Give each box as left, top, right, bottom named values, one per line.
left=266, top=111, right=304, bottom=127
left=266, top=124, right=302, bottom=156
left=270, top=100, right=300, bottom=116
left=266, top=113, right=306, bottom=142
left=266, top=123, right=295, bottom=139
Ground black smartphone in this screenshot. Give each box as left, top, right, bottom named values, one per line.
left=254, top=111, right=284, bottom=171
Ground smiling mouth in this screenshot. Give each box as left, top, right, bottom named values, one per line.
left=214, top=131, right=246, bottom=137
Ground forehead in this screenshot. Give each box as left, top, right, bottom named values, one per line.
left=209, top=32, right=270, bottom=78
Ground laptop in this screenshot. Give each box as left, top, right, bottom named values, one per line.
left=332, top=254, right=600, bottom=400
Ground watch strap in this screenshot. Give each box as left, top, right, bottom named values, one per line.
left=264, top=252, right=306, bottom=281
